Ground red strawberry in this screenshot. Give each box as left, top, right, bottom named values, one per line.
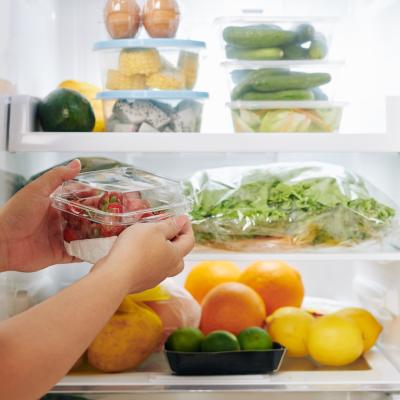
left=100, top=224, right=125, bottom=237
left=63, top=227, right=80, bottom=242
left=107, top=203, right=123, bottom=213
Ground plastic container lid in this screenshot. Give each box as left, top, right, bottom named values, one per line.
left=97, top=90, right=209, bottom=101
left=222, top=60, right=346, bottom=69
left=94, top=39, right=206, bottom=51
left=227, top=100, right=347, bottom=109
left=214, top=16, right=340, bottom=24
left=51, top=167, right=189, bottom=225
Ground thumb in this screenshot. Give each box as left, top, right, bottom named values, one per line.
left=157, top=215, right=189, bottom=240
left=28, top=159, right=81, bottom=197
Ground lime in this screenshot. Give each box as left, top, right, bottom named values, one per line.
left=237, top=327, right=273, bottom=351
left=201, top=330, right=240, bottom=352
left=165, top=328, right=205, bottom=352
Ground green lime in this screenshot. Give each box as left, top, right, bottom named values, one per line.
left=201, top=330, right=240, bottom=352
left=165, top=328, right=205, bottom=352
left=237, top=327, right=273, bottom=351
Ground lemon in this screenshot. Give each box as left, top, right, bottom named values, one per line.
left=201, top=331, right=240, bottom=352
left=165, top=328, right=205, bottom=352
left=334, top=307, right=382, bottom=352
left=307, top=314, right=364, bottom=366
left=267, top=307, right=314, bottom=357
left=237, top=327, right=273, bottom=351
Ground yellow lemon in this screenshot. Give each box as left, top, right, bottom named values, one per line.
left=334, top=307, right=382, bottom=352
left=267, top=307, right=314, bottom=357
left=307, top=314, right=364, bottom=366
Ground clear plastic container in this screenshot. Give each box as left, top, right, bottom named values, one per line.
left=97, top=90, right=209, bottom=132
left=215, top=16, right=338, bottom=61
left=51, top=167, right=189, bottom=263
left=94, top=39, right=206, bottom=91
left=228, top=100, right=345, bottom=133
left=223, top=60, right=344, bottom=101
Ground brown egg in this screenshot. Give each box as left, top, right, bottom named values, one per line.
left=143, top=0, right=180, bottom=38
left=104, top=0, right=141, bottom=39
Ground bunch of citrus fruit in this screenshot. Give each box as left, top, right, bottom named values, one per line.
left=166, top=326, right=273, bottom=353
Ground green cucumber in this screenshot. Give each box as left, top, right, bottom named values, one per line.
left=249, top=71, right=331, bottom=93
left=282, top=44, right=309, bottom=60
left=294, top=23, right=315, bottom=44
left=226, top=45, right=284, bottom=60
left=309, top=33, right=328, bottom=59
left=223, top=25, right=296, bottom=48
left=240, top=89, right=315, bottom=101
left=231, top=68, right=288, bottom=84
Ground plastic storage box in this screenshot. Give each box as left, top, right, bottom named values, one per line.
left=51, top=167, right=189, bottom=263
left=97, top=90, right=209, bottom=132
left=223, top=61, right=344, bottom=102
left=215, top=16, right=338, bottom=61
left=94, top=39, right=206, bottom=91
left=228, top=100, right=345, bottom=133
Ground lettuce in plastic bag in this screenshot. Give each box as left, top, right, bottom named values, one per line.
left=184, top=162, right=396, bottom=251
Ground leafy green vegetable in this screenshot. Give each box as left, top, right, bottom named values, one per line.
left=185, top=163, right=396, bottom=249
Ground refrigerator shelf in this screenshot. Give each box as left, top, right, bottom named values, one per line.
left=54, top=348, right=400, bottom=394
left=7, top=95, right=400, bottom=153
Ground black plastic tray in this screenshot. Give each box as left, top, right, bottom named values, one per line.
left=165, top=343, right=286, bottom=375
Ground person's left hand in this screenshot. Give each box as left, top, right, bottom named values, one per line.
left=0, top=159, right=81, bottom=272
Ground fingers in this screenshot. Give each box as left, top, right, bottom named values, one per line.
left=27, top=159, right=81, bottom=197
left=168, top=260, right=184, bottom=277
left=156, top=215, right=189, bottom=240
left=171, top=222, right=195, bottom=257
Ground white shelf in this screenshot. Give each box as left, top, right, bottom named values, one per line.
left=7, top=95, right=400, bottom=153
left=8, top=131, right=400, bottom=153
left=54, top=348, right=400, bottom=393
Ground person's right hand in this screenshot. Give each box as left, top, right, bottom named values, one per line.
left=97, top=215, right=194, bottom=294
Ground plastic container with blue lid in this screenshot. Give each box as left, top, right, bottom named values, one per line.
left=97, top=90, right=209, bottom=133
left=94, top=39, right=207, bottom=92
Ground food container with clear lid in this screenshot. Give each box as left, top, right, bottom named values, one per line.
left=94, top=39, right=206, bottom=91
left=215, top=16, right=339, bottom=61
left=97, top=90, right=209, bottom=132
left=51, top=167, right=189, bottom=263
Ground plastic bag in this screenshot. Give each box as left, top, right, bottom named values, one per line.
left=184, top=162, right=397, bottom=251
left=145, top=279, right=201, bottom=345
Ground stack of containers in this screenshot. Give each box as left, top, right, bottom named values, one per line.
left=95, top=0, right=209, bottom=133
left=216, top=17, right=345, bottom=133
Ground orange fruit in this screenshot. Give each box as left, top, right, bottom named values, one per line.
left=184, top=261, right=241, bottom=304
left=200, top=282, right=266, bottom=335
left=239, top=261, right=304, bottom=315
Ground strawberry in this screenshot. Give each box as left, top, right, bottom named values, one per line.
left=107, top=203, right=123, bottom=214
left=100, top=224, right=125, bottom=237
left=63, top=227, right=80, bottom=242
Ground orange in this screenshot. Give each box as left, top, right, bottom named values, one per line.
left=184, top=261, right=241, bottom=304
left=200, top=282, right=266, bottom=335
left=239, top=261, right=304, bottom=315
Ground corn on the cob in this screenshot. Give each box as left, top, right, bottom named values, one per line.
left=146, top=70, right=185, bottom=90
left=178, top=51, right=199, bottom=89
left=106, top=69, right=146, bottom=90
left=119, top=48, right=162, bottom=76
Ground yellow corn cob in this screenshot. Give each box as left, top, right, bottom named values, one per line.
left=178, top=51, right=199, bottom=90
left=106, top=69, right=146, bottom=90
left=146, top=70, right=185, bottom=90
left=119, top=48, right=162, bottom=76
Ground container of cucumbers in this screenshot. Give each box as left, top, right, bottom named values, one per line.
left=223, top=60, right=344, bottom=102
left=228, top=100, right=345, bottom=133
left=215, top=17, right=338, bottom=61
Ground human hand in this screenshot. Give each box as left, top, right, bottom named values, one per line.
left=0, top=159, right=81, bottom=272
left=96, top=215, right=194, bottom=294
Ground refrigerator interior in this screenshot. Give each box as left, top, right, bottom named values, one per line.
left=1, top=0, right=400, bottom=397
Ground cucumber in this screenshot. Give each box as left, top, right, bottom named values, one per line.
left=240, top=89, right=315, bottom=101
left=309, top=33, right=328, bottom=59
left=226, top=45, right=284, bottom=60
left=231, top=68, right=288, bottom=84
left=282, top=44, right=309, bottom=60
left=223, top=25, right=296, bottom=48
left=38, top=89, right=95, bottom=132
left=231, top=69, right=290, bottom=100
left=249, top=71, right=331, bottom=93
left=294, top=23, right=315, bottom=44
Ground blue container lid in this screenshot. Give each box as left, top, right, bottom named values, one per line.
left=94, top=39, right=206, bottom=51
left=97, top=90, right=209, bottom=100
